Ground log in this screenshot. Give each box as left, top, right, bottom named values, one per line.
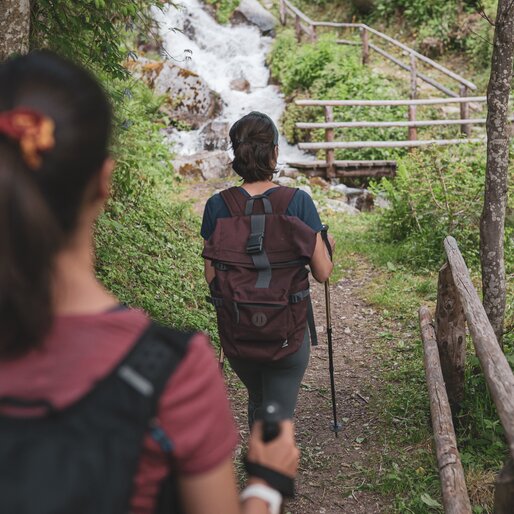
left=367, top=42, right=459, bottom=98
left=444, top=236, right=514, bottom=459
left=295, top=97, right=488, bottom=107
left=409, top=53, right=417, bottom=141
left=298, top=138, right=485, bottom=150
left=295, top=14, right=302, bottom=42
left=336, top=39, right=361, bottom=46
left=311, top=21, right=362, bottom=28
left=419, top=306, right=472, bottom=514
left=295, top=118, right=497, bottom=129
left=286, top=159, right=397, bottom=169
left=494, top=457, right=514, bottom=513
left=283, top=0, right=313, bottom=25
left=435, top=263, right=467, bottom=415
left=279, top=0, right=286, bottom=25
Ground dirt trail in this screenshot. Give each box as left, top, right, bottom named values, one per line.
left=185, top=179, right=391, bottom=513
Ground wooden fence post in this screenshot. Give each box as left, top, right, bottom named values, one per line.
left=460, top=85, right=471, bottom=137
left=295, top=14, right=302, bottom=42
left=435, top=262, right=467, bottom=416
left=279, top=0, right=286, bottom=26
left=360, top=26, right=369, bottom=65
left=408, top=53, right=417, bottom=141
left=311, top=24, right=317, bottom=43
left=325, top=106, right=336, bottom=179
left=494, top=457, right=514, bottom=513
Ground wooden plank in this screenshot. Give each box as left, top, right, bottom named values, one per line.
left=286, top=159, right=397, bottom=169
left=279, top=0, right=286, bottom=25
left=435, top=263, right=467, bottom=414
left=361, top=27, right=369, bottom=66
left=364, top=24, right=477, bottom=90
left=444, top=236, right=514, bottom=459
left=283, top=0, right=313, bottom=25
left=311, top=21, right=362, bottom=28
left=295, top=118, right=495, bottom=129
left=290, top=167, right=396, bottom=178
left=298, top=138, right=485, bottom=150
left=296, top=96, right=488, bottom=107
left=460, top=85, right=471, bottom=137
left=368, top=43, right=459, bottom=98
left=409, top=53, right=417, bottom=141
left=419, top=306, right=472, bottom=514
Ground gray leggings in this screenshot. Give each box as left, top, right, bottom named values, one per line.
left=227, top=330, right=310, bottom=426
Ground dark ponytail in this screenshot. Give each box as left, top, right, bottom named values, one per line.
left=0, top=51, right=112, bottom=358
left=229, top=111, right=279, bottom=183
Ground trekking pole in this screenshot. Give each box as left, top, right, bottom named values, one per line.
left=320, top=225, right=342, bottom=437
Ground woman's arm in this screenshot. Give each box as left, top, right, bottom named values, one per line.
left=179, top=421, right=299, bottom=514
left=310, top=232, right=335, bottom=283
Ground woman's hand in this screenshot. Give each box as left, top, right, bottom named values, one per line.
left=246, top=420, right=299, bottom=478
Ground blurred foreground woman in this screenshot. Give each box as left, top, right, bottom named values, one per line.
left=0, top=51, right=297, bottom=514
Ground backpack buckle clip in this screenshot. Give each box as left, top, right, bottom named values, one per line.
left=246, top=233, right=264, bottom=254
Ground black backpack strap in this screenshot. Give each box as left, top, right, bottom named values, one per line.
left=220, top=187, right=247, bottom=217
left=268, top=187, right=298, bottom=215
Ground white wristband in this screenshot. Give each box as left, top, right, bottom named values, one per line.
left=240, top=483, right=282, bottom=514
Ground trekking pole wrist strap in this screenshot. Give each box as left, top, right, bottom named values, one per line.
left=244, top=457, right=295, bottom=498
left=320, top=225, right=333, bottom=262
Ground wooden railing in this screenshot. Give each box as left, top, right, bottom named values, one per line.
left=279, top=0, right=477, bottom=98
left=419, top=236, right=514, bottom=513
left=294, top=97, right=497, bottom=179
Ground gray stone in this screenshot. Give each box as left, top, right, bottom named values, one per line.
left=200, top=121, right=231, bottom=151
left=154, top=62, right=222, bottom=128
left=273, top=176, right=296, bottom=187
left=321, top=199, right=359, bottom=215
left=231, top=0, right=277, bottom=36
left=297, top=185, right=313, bottom=197
left=173, top=150, right=232, bottom=180
left=230, top=78, right=251, bottom=92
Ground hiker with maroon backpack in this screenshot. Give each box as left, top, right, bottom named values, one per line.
left=0, top=53, right=299, bottom=514
left=202, top=112, right=335, bottom=426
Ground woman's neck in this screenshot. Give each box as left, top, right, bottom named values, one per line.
left=52, top=225, right=117, bottom=316
left=241, top=180, right=275, bottom=196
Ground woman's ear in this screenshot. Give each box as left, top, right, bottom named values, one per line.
left=98, top=158, right=115, bottom=200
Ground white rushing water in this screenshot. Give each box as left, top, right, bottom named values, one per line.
left=154, top=0, right=311, bottom=164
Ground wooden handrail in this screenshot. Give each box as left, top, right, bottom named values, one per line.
left=279, top=0, right=477, bottom=91
left=444, top=236, right=514, bottom=459
left=419, top=306, right=472, bottom=514
left=295, top=118, right=504, bottom=129
left=296, top=97, right=487, bottom=107
left=298, top=138, right=484, bottom=150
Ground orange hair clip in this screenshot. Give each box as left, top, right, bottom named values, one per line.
left=0, top=108, right=55, bottom=169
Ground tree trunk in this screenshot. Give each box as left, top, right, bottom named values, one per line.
left=0, top=0, right=31, bottom=60
left=480, top=0, right=514, bottom=346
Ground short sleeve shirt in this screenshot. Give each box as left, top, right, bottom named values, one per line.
left=0, top=309, right=238, bottom=514
left=201, top=186, right=323, bottom=240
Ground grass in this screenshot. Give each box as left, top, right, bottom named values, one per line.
left=327, top=211, right=510, bottom=513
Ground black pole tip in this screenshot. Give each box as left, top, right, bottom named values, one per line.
left=330, top=421, right=343, bottom=436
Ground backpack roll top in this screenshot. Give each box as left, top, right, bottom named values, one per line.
left=203, top=186, right=317, bottom=362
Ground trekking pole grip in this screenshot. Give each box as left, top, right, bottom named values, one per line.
left=321, top=224, right=333, bottom=261
left=262, top=402, right=281, bottom=442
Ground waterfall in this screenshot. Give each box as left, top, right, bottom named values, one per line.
left=154, top=0, right=311, bottom=165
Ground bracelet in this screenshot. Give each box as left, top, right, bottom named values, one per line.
left=240, top=483, right=282, bottom=514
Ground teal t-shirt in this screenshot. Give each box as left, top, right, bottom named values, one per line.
left=201, top=187, right=323, bottom=240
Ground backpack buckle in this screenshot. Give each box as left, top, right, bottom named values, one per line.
left=246, top=233, right=264, bottom=254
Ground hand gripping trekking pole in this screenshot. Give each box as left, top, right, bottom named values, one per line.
left=244, top=402, right=296, bottom=498
left=320, top=225, right=342, bottom=437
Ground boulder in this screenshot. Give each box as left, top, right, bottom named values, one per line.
left=173, top=150, right=232, bottom=180
left=230, top=78, right=251, bottom=93
left=154, top=62, right=222, bottom=128
left=321, top=199, right=359, bottom=215
left=273, top=176, right=296, bottom=187
left=231, top=0, right=277, bottom=36
left=200, top=121, right=231, bottom=151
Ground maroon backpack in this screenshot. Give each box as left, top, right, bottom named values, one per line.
left=202, top=186, right=318, bottom=362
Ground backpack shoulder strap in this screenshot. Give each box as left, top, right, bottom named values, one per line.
left=268, top=186, right=298, bottom=215
left=116, top=322, right=191, bottom=403
left=220, top=187, right=247, bottom=217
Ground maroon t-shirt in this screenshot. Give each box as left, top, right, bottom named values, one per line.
left=0, top=309, right=239, bottom=513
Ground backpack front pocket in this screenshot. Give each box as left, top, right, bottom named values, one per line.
left=231, top=302, right=290, bottom=345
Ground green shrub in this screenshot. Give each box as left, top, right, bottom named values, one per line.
left=373, top=145, right=514, bottom=271
left=205, top=0, right=240, bottom=23
left=95, top=80, right=217, bottom=337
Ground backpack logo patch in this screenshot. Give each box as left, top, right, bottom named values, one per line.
left=251, top=312, right=268, bottom=327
